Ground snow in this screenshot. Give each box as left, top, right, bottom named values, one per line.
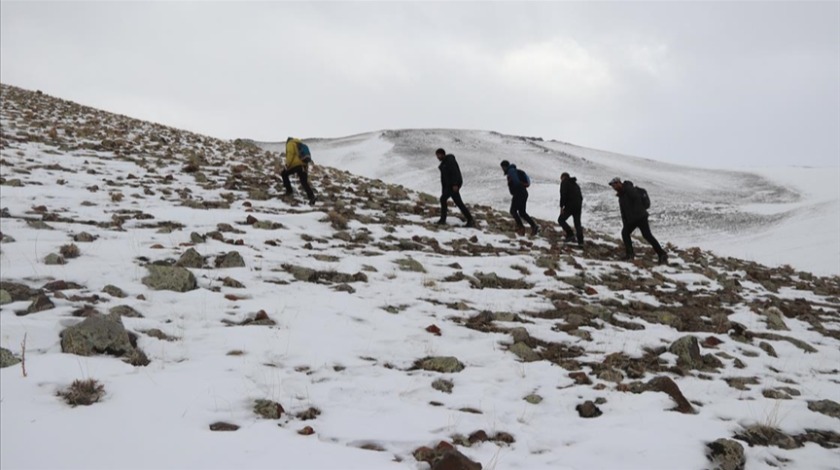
left=2, top=88, right=839, bottom=470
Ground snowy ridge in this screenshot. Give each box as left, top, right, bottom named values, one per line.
left=2, top=84, right=840, bottom=470
left=260, top=130, right=838, bottom=276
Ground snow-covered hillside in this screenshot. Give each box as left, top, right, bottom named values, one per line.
left=2, top=85, right=840, bottom=470
left=261, top=131, right=839, bottom=276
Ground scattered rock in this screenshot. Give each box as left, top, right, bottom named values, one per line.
left=432, top=379, right=454, bottom=394
left=0, top=348, right=21, bottom=368
left=645, top=376, right=695, bottom=414
left=735, top=425, right=799, bottom=449
left=296, top=407, right=321, bottom=421
left=706, top=438, right=745, bottom=470
left=414, top=356, right=465, bottom=373
left=222, top=277, right=245, bottom=288
left=413, top=442, right=481, bottom=470
left=44, top=253, right=66, bottom=265
left=807, top=399, right=840, bottom=419
left=509, top=342, right=540, bottom=362
left=762, top=387, right=800, bottom=400
left=668, top=335, right=703, bottom=370
left=142, top=265, right=198, bottom=292
left=1, top=282, right=39, bottom=301
left=73, top=232, right=97, bottom=242
left=209, top=422, right=239, bottom=431
left=0, top=290, right=12, bottom=305
left=576, top=400, right=602, bottom=418
left=396, top=257, right=426, bottom=273
left=758, top=341, right=777, bottom=358
left=762, top=306, right=789, bottom=331
left=524, top=393, right=543, bottom=404
left=60, top=313, right=150, bottom=366
left=254, top=399, right=285, bottom=419
left=568, top=371, right=592, bottom=385
left=142, top=328, right=178, bottom=341
left=102, top=285, right=128, bottom=298
left=190, top=232, right=206, bottom=244
left=177, top=248, right=205, bottom=268
left=24, top=294, right=55, bottom=315
left=724, top=376, right=760, bottom=391
left=215, top=251, right=245, bottom=268
left=108, top=305, right=143, bottom=318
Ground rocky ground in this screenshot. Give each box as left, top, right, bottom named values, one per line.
left=1, top=84, right=839, bottom=469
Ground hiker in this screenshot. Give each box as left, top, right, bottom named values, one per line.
left=558, top=172, right=584, bottom=245
left=608, top=177, right=667, bottom=264
left=435, top=148, right=475, bottom=227
left=501, top=160, right=539, bottom=235
left=279, top=137, right=316, bottom=205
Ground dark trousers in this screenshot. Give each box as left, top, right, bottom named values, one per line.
left=622, top=217, right=665, bottom=257
left=440, top=189, right=472, bottom=222
left=281, top=166, right=315, bottom=200
left=558, top=209, right=584, bottom=244
left=510, top=192, right=537, bottom=229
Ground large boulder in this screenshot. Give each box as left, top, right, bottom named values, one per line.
left=142, top=265, right=197, bottom=292
left=60, top=313, right=149, bottom=366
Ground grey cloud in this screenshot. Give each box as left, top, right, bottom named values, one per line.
left=1, top=1, right=837, bottom=167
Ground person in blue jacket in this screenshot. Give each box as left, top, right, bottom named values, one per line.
left=501, top=160, right=539, bottom=235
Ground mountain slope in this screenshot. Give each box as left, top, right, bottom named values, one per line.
left=2, top=84, right=840, bottom=470
left=260, top=130, right=839, bottom=276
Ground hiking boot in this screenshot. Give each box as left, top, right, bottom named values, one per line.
left=531, top=225, right=540, bottom=236
left=515, top=226, right=526, bottom=236
left=308, top=196, right=318, bottom=206
left=465, top=219, right=475, bottom=228
left=621, top=254, right=635, bottom=261
left=563, top=234, right=575, bottom=243
left=435, top=219, right=447, bottom=225
left=658, top=253, right=669, bottom=265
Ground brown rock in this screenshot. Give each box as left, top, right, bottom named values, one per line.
left=426, top=324, right=442, bottom=336
left=646, top=376, right=695, bottom=414
left=568, top=371, right=592, bottom=385
left=209, top=421, right=239, bottom=431
left=576, top=400, right=602, bottom=418
left=298, top=426, right=315, bottom=436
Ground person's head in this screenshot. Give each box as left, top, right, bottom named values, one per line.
left=561, top=172, right=570, bottom=181
left=500, top=160, right=510, bottom=174
left=287, top=137, right=294, bottom=143
left=435, top=148, right=446, bottom=161
left=608, top=176, right=623, bottom=192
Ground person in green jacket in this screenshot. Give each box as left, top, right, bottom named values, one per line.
left=279, top=137, right=316, bottom=205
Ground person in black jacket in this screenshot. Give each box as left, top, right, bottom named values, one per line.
left=609, top=177, right=667, bottom=264
left=558, top=172, right=584, bottom=245
left=501, top=160, right=539, bottom=235
left=436, top=148, right=474, bottom=227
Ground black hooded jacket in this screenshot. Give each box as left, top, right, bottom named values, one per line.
left=439, top=154, right=463, bottom=190
left=617, top=181, right=648, bottom=225
left=560, top=177, right=583, bottom=212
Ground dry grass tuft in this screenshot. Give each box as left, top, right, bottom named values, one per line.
left=59, top=243, right=80, bottom=259
left=58, top=379, right=105, bottom=406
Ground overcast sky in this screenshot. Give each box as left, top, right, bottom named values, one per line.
left=1, top=1, right=838, bottom=168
